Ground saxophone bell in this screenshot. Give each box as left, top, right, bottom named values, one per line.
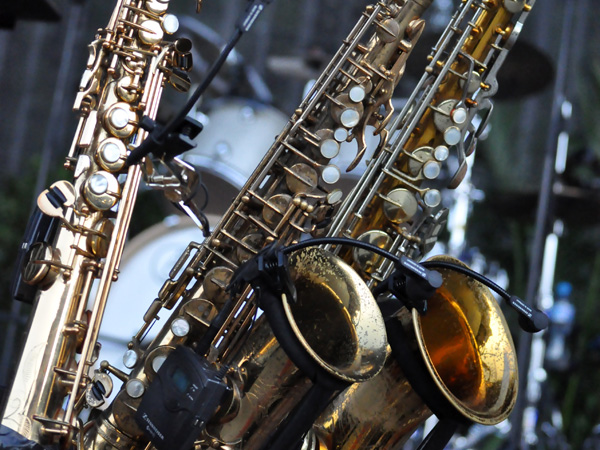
left=199, top=246, right=388, bottom=450
left=308, top=255, right=519, bottom=449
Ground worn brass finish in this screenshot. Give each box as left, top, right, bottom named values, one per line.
left=285, top=248, right=388, bottom=382
left=327, top=0, right=537, bottom=264
left=309, top=257, right=517, bottom=449
left=204, top=248, right=389, bottom=450
left=311, top=357, right=432, bottom=449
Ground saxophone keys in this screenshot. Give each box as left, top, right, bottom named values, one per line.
left=203, top=267, right=235, bottom=306
left=327, top=189, right=344, bottom=204
left=503, top=0, right=526, bottom=13
left=330, top=93, right=364, bottom=128
left=88, top=218, right=115, bottom=258
left=116, top=75, right=140, bottom=103
left=262, top=193, right=292, bottom=227
left=173, top=38, right=194, bottom=72
left=84, top=372, right=113, bottom=408
left=162, top=14, right=180, bottom=35
left=459, top=70, right=482, bottom=95
left=96, top=138, right=127, bottom=172
left=409, top=147, right=443, bottom=180
left=340, top=109, right=361, bottom=128
left=451, top=107, right=468, bottom=125
left=124, top=378, right=146, bottom=400
left=285, top=163, right=319, bottom=193
left=353, top=230, right=392, bottom=274
left=321, top=165, right=341, bottom=185
left=349, top=85, right=367, bottom=103
left=37, top=180, right=76, bottom=218
left=138, top=19, right=165, bottom=45
left=237, top=233, right=262, bottom=264
left=83, top=171, right=121, bottom=210
left=333, top=127, right=349, bottom=142
left=434, top=145, right=450, bottom=162
left=448, top=160, right=469, bottom=189
left=423, top=189, right=442, bottom=208
left=144, top=347, right=172, bottom=379
left=320, top=138, right=341, bottom=159
left=423, top=162, right=441, bottom=181
left=146, top=0, right=170, bottom=15
left=103, top=102, right=137, bottom=138
left=433, top=99, right=469, bottom=146
left=444, top=126, right=463, bottom=146
left=183, top=298, right=219, bottom=330
left=170, top=316, right=191, bottom=337
left=433, top=99, right=467, bottom=130
left=382, top=188, right=419, bottom=223
left=375, top=18, right=401, bottom=43
left=22, top=242, right=61, bottom=288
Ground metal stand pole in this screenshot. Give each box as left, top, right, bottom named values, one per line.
left=509, top=0, right=576, bottom=447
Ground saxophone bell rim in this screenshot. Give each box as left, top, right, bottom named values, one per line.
left=280, top=247, right=389, bottom=384
left=386, top=255, right=518, bottom=426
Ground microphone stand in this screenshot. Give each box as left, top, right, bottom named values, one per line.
left=508, top=0, right=576, bottom=447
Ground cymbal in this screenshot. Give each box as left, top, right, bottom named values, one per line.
left=404, top=34, right=555, bottom=100
left=267, top=35, right=554, bottom=102
left=493, top=40, right=555, bottom=100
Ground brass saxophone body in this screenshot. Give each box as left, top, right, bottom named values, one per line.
left=82, top=1, right=433, bottom=449
left=1, top=0, right=192, bottom=447
left=304, top=0, right=536, bottom=448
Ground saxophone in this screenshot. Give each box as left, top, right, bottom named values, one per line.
left=304, top=0, right=535, bottom=448
left=2, top=0, right=195, bottom=447
left=81, top=1, right=433, bottom=449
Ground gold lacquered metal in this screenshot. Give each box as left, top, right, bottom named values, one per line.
left=309, top=256, right=518, bottom=449
left=83, top=0, right=433, bottom=448
left=312, top=0, right=534, bottom=444
left=353, top=230, right=392, bottom=274
left=311, top=357, right=432, bottom=450
left=413, top=255, right=518, bottom=424
left=1, top=0, right=188, bottom=445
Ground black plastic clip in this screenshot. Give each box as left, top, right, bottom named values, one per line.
left=374, top=256, right=442, bottom=316
left=228, top=243, right=297, bottom=303
left=126, top=115, right=203, bottom=166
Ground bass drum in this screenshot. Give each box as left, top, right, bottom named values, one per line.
left=98, top=215, right=219, bottom=376
left=183, top=99, right=288, bottom=209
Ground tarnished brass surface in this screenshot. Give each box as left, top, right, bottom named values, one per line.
left=311, top=0, right=535, bottom=447
left=327, top=0, right=537, bottom=264
left=286, top=247, right=388, bottom=382
left=309, top=258, right=518, bottom=449
left=312, top=358, right=431, bottom=449
left=204, top=247, right=386, bottom=449
left=205, top=316, right=314, bottom=449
